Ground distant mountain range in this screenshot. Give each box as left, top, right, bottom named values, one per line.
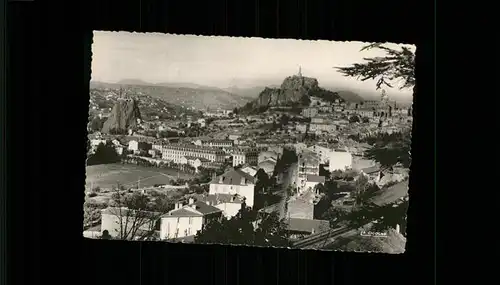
left=90, top=79, right=412, bottom=110
left=90, top=81, right=255, bottom=110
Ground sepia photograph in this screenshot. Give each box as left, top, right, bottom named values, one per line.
left=84, top=31, right=414, bottom=253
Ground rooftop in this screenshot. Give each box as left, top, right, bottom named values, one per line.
left=369, top=180, right=409, bottom=207
left=165, top=201, right=222, bottom=217
left=210, top=168, right=257, bottom=185
left=193, top=193, right=245, bottom=205
left=306, top=175, right=326, bottom=183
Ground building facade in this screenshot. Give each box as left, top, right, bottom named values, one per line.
left=161, top=144, right=225, bottom=164
left=328, top=149, right=353, bottom=171
left=160, top=200, right=222, bottom=240
left=296, top=151, right=320, bottom=192
left=209, top=169, right=256, bottom=208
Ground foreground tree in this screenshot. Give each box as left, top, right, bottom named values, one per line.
left=255, top=169, right=271, bottom=194
left=365, top=135, right=411, bottom=169
left=106, top=187, right=171, bottom=241
left=194, top=207, right=290, bottom=247
left=87, top=142, right=121, bottom=166
left=335, top=43, right=415, bottom=91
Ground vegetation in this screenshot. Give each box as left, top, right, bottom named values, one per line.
left=364, top=132, right=411, bottom=168
left=255, top=169, right=272, bottom=194
left=336, top=43, right=415, bottom=91
left=106, top=187, right=174, bottom=241
left=344, top=199, right=408, bottom=236
left=273, top=148, right=298, bottom=176
left=83, top=201, right=107, bottom=228
left=194, top=207, right=290, bottom=247
left=300, top=95, right=311, bottom=106
left=349, top=115, right=361, bottom=123
left=308, top=88, right=343, bottom=103
left=87, top=142, right=121, bottom=166
left=88, top=116, right=107, bottom=132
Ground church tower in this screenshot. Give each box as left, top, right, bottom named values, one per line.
left=297, top=65, right=304, bottom=86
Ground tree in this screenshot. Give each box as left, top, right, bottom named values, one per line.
left=300, top=95, right=311, bottom=106
left=194, top=207, right=290, bottom=247
left=352, top=175, right=371, bottom=208
left=370, top=200, right=409, bottom=235
left=365, top=141, right=411, bottom=169
left=89, top=117, right=107, bottom=132
left=87, top=142, right=121, bottom=166
left=106, top=187, right=168, bottom=241
left=335, top=43, right=415, bottom=91
left=255, top=169, right=271, bottom=194
left=273, top=148, right=298, bottom=176
left=349, top=115, right=360, bottom=124
left=279, top=114, right=290, bottom=126
left=362, top=117, right=370, bottom=123
left=83, top=201, right=106, bottom=228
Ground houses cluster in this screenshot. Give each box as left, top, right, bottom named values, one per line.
left=88, top=168, right=256, bottom=241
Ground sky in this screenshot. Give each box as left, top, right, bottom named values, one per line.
left=91, top=31, right=415, bottom=99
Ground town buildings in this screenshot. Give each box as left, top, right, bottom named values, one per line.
left=296, top=151, right=320, bottom=192
left=161, top=144, right=225, bottom=164
left=232, top=148, right=260, bottom=167
left=209, top=168, right=256, bottom=208
left=160, top=199, right=223, bottom=240
left=302, top=107, right=318, bottom=118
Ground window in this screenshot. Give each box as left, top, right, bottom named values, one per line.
left=188, top=217, right=193, bottom=225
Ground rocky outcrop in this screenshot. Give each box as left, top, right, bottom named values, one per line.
left=247, top=75, right=342, bottom=110
left=101, top=99, right=142, bottom=134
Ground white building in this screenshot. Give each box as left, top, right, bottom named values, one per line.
left=160, top=199, right=222, bottom=240
left=128, top=140, right=139, bottom=151
left=209, top=169, right=256, bottom=208
left=328, top=149, right=353, bottom=171
left=308, top=144, right=333, bottom=164
left=297, top=151, right=320, bottom=192
left=197, top=118, right=206, bottom=128
left=232, top=148, right=259, bottom=167
left=161, top=144, right=225, bottom=164
left=240, top=166, right=258, bottom=177
left=194, top=193, right=245, bottom=219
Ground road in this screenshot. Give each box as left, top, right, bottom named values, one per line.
left=277, top=162, right=298, bottom=220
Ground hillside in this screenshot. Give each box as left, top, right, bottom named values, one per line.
left=240, top=75, right=343, bottom=113
left=223, top=86, right=279, bottom=100
left=89, top=81, right=252, bottom=110
left=333, top=90, right=365, bottom=103
left=89, top=88, right=201, bottom=122
left=101, top=99, right=141, bottom=134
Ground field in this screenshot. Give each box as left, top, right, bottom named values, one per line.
left=85, top=163, right=195, bottom=190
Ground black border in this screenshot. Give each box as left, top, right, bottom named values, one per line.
left=5, top=0, right=436, bottom=284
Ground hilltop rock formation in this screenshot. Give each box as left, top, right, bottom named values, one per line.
left=244, top=74, right=343, bottom=112
left=101, top=99, right=142, bottom=134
